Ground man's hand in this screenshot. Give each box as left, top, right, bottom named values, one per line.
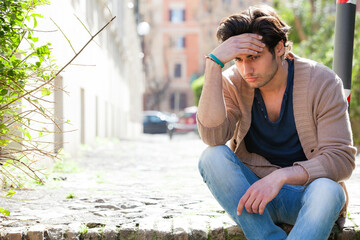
left=236, top=166, right=308, bottom=215
left=237, top=171, right=284, bottom=215
left=211, top=33, right=265, bottom=64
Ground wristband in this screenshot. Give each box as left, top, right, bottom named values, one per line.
left=207, top=53, right=225, bottom=68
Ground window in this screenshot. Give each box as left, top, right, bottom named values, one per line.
left=170, top=92, right=187, bottom=110
left=170, top=36, right=186, bottom=49
left=169, top=9, right=185, bottom=23
left=170, top=93, right=175, bottom=110
left=174, top=63, right=182, bottom=78
left=179, top=93, right=187, bottom=109
left=176, top=36, right=186, bottom=48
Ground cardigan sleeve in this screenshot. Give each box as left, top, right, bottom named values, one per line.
left=294, top=69, right=356, bottom=185
left=197, top=70, right=242, bottom=146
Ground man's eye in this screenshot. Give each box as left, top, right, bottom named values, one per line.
left=252, top=55, right=260, bottom=60
left=235, top=57, right=242, bottom=62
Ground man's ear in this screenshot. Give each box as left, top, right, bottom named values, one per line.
left=275, top=40, right=285, bottom=57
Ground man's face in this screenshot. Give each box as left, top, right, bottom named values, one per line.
left=234, top=46, right=279, bottom=89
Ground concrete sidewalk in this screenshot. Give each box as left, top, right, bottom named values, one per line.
left=0, top=133, right=359, bottom=239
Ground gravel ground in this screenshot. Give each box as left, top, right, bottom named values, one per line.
left=0, top=133, right=359, bottom=239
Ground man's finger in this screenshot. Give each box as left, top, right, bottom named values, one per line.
left=238, top=33, right=263, bottom=40
left=244, top=194, right=256, bottom=214
left=259, top=200, right=268, bottom=215
left=251, top=197, right=262, bottom=214
left=237, top=193, right=249, bottom=215
left=241, top=42, right=264, bottom=52
left=236, top=39, right=265, bottom=49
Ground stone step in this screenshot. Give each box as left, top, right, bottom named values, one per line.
left=0, top=224, right=358, bottom=240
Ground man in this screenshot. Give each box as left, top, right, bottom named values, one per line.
left=197, top=5, right=356, bottom=240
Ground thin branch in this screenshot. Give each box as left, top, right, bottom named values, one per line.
left=0, top=169, right=22, bottom=187
left=50, top=18, right=76, bottom=54
left=15, top=51, right=36, bottom=67
left=0, top=16, right=116, bottom=111
left=74, top=14, right=101, bottom=47
left=0, top=55, right=10, bottom=62
left=105, top=5, right=113, bottom=19
left=12, top=27, right=58, bottom=33
left=70, top=63, right=97, bottom=67
left=9, top=31, right=27, bottom=58
left=2, top=81, right=61, bottom=131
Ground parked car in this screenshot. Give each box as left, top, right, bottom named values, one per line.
left=143, top=111, right=177, bottom=134
left=168, top=106, right=198, bottom=139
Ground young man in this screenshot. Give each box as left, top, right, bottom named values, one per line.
left=197, top=5, right=356, bottom=240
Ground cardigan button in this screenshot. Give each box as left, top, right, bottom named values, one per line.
left=310, top=149, right=314, bottom=153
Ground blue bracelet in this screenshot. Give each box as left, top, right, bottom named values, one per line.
left=208, top=53, right=225, bottom=68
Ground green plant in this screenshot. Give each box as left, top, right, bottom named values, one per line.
left=276, top=1, right=360, bottom=146
left=0, top=207, right=10, bottom=216
left=191, top=75, right=204, bottom=106
left=66, top=192, right=76, bottom=199
left=79, top=224, right=88, bottom=237
left=0, top=0, right=56, bottom=186
left=52, top=159, right=81, bottom=173
left=0, top=0, right=56, bottom=216
left=0, top=0, right=116, bottom=216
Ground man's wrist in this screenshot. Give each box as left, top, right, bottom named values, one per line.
left=207, top=53, right=225, bottom=68
left=205, top=57, right=222, bottom=69
left=276, top=166, right=308, bottom=186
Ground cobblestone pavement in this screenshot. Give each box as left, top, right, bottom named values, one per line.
left=0, top=133, right=359, bottom=239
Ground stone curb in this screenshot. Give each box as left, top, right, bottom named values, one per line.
left=0, top=224, right=359, bottom=240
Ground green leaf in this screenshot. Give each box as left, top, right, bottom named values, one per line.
left=3, top=160, right=13, bottom=167
left=41, top=88, right=51, bottom=96
left=5, top=189, right=16, bottom=197
left=0, top=208, right=10, bottom=217
left=0, top=139, right=10, bottom=146
left=18, top=127, right=31, bottom=140
left=0, top=89, right=8, bottom=96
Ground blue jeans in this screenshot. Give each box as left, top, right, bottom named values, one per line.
left=198, top=145, right=346, bottom=240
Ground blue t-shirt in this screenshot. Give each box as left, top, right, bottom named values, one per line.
left=244, top=59, right=307, bottom=167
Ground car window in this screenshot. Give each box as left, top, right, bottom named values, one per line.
left=149, top=115, right=162, bottom=123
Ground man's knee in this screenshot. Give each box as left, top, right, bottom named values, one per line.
left=304, top=178, right=345, bottom=215
left=198, top=145, right=232, bottom=178
left=199, top=145, right=230, bottom=168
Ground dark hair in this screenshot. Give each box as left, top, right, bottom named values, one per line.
left=216, top=5, right=292, bottom=57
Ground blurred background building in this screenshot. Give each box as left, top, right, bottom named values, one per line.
left=37, top=0, right=144, bottom=156
left=140, top=0, right=272, bottom=113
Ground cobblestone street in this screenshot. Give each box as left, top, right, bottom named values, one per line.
left=1, top=133, right=360, bottom=239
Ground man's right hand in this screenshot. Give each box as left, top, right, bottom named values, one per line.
left=211, top=33, right=265, bottom=64
left=198, top=33, right=265, bottom=129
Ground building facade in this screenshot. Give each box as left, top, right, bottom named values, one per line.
left=37, top=0, right=144, bottom=156
left=141, top=0, right=271, bottom=113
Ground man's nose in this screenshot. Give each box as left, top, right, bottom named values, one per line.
left=243, top=61, right=253, bottom=75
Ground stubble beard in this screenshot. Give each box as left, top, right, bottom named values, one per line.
left=245, top=58, right=279, bottom=89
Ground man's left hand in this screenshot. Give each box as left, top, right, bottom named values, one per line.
left=237, top=171, right=284, bottom=215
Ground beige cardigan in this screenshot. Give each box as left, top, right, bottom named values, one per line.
left=198, top=53, right=356, bottom=186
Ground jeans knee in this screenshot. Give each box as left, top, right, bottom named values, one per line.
left=198, top=145, right=231, bottom=178
left=199, top=145, right=229, bottom=168
left=304, top=178, right=345, bottom=214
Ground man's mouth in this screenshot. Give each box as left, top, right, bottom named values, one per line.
left=245, top=76, right=258, bottom=82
